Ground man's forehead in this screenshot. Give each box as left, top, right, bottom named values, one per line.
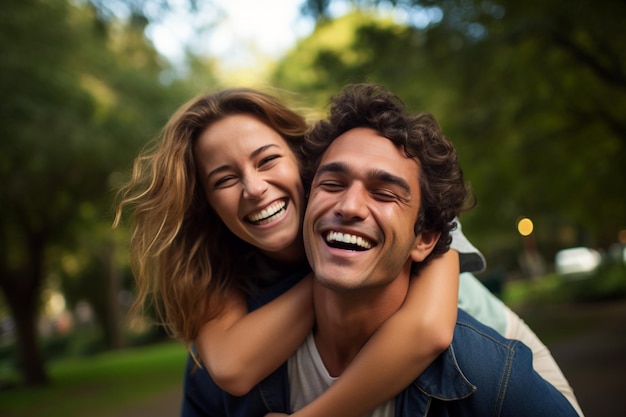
left=318, top=127, right=420, bottom=186
left=320, top=128, right=414, bottom=166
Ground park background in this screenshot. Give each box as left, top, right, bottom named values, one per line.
left=1, top=0, right=625, bottom=416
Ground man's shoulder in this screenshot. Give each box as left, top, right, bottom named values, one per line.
left=452, top=308, right=530, bottom=369
left=412, top=309, right=531, bottom=400
left=454, top=308, right=519, bottom=350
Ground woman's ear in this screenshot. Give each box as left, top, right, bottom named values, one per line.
left=410, top=230, right=441, bottom=262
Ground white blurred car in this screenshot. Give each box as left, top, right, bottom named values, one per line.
left=555, top=247, right=602, bottom=276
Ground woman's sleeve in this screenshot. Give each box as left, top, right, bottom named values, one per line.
left=449, top=218, right=486, bottom=274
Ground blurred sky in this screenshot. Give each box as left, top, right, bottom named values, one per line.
left=146, top=0, right=317, bottom=69
left=143, top=0, right=438, bottom=78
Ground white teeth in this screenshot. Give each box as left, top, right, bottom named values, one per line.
left=326, top=231, right=372, bottom=249
left=248, top=200, right=286, bottom=224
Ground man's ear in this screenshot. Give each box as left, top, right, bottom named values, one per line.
left=410, top=230, right=441, bottom=262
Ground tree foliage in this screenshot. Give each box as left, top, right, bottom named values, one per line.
left=0, top=0, right=195, bottom=385
left=288, top=0, right=625, bottom=269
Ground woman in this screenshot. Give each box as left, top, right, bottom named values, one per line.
left=115, top=88, right=582, bottom=417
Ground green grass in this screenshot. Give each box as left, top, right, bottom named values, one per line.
left=499, top=263, right=626, bottom=345
left=0, top=341, right=188, bottom=417
left=502, top=261, right=626, bottom=308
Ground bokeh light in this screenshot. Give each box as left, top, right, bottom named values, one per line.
left=517, top=217, right=534, bottom=236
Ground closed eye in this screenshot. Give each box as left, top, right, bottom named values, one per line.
left=371, top=190, right=398, bottom=201
left=318, top=181, right=345, bottom=191
left=259, top=154, right=281, bottom=167
left=213, top=175, right=238, bottom=188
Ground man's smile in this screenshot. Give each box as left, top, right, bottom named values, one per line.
left=324, top=230, right=375, bottom=251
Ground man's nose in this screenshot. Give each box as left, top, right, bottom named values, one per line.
left=334, top=184, right=368, bottom=221
left=242, top=173, right=268, bottom=200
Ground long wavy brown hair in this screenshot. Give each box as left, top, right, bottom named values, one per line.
left=114, top=88, right=308, bottom=346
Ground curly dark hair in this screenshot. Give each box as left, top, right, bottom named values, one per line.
left=302, top=83, right=473, bottom=270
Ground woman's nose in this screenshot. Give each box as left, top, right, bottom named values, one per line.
left=242, top=174, right=268, bottom=200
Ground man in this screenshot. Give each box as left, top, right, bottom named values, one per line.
left=182, top=84, right=579, bottom=416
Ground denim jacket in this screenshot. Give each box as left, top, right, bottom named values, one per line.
left=181, top=274, right=577, bottom=417
left=392, top=309, right=578, bottom=416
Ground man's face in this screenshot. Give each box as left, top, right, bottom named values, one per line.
left=304, top=127, right=429, bottom=292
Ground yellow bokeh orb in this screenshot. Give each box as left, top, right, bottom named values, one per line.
left=517, top=217, right=534, bottom=236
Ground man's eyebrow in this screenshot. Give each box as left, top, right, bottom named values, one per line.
left=316, top=162, right=412, bottom=195
left=315, top=161, right=348, bottom=176
left=370, top=169, right=411, bottom=195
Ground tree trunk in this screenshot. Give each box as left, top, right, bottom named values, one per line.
left=105, top=241, right=125, bottom=350
left=0, top=268, right=48, bottom=386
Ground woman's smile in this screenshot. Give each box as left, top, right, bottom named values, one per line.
left=245, top=198, right=288, bottom=225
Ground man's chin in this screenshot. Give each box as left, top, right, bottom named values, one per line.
left=313, top=272, right=365, bottom=292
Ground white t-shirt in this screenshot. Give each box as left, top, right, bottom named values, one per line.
left=288, top=333, right=395, bottom=417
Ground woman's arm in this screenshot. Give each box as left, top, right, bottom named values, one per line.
left=288, top=250, right=460, bottom=417
left=194, top=273, right=314, bottom=396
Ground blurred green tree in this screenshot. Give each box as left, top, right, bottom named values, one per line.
left=272, top=11, right=454, bottom=118
left=0, top=0, right=196, bottom=385
left=294, top=0, right=625, bottom=268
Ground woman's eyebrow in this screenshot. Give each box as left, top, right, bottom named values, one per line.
left=250, top=144, right=279, bottom=158
left=206, top=164, right=230, bottom=180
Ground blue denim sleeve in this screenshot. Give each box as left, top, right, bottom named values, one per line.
left=444, top=311, right=579, bottom=416
left=500, top=341, right=578, bottom=416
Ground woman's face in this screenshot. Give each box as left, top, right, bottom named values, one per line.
left=194, top=113, right=305, bottom=262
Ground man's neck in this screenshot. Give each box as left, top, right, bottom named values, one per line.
left=311, top=276, right=410, bottom=377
